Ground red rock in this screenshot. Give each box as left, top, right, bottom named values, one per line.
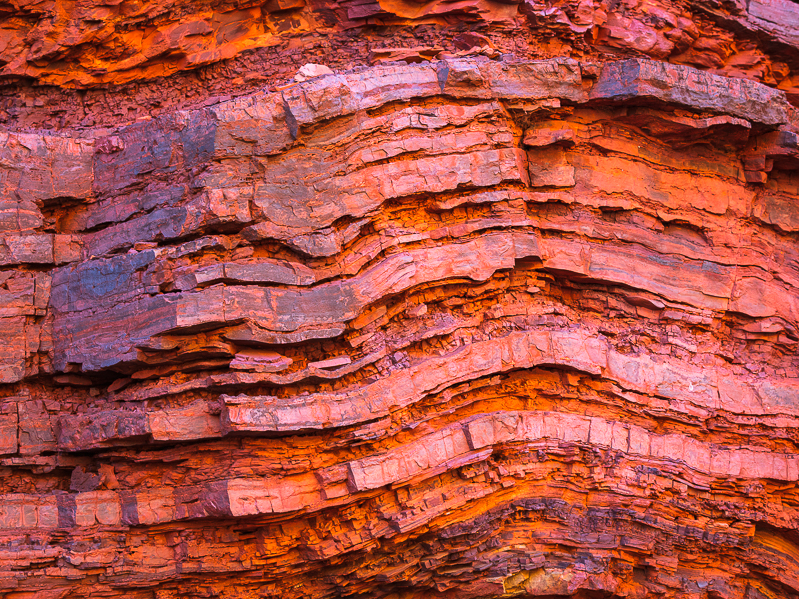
left=1, top=6, right=799, bottom=597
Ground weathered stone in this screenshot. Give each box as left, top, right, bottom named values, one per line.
left=1, top=15, right=799, bottom=599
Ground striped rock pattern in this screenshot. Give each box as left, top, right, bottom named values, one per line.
left=1, top=52, right=799, bottom=598
left=5, top=0, right=799, bottom=129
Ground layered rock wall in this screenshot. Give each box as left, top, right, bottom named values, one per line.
left=5, top=0, right=799, bottom=126
left=1, top=2, right=799, bottom=599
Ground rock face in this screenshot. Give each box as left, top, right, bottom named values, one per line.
left=2, top=2, right=799, bottom=598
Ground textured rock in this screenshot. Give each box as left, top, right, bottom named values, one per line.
left=2, top=4, right=799, bottom=598
left=4, top=0, right=799, bottom=129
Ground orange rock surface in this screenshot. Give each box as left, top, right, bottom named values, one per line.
left=1, top=2, right=799, bottom=598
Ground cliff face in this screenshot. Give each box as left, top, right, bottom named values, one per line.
left=4, top=0, right=799, bottom=127
left=2, top=2, right=799, bottom=599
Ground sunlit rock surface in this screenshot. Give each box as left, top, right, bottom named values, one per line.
left=1, top=3, right=799, bottom=598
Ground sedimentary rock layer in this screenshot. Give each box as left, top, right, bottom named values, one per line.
left=1, top=51, right=799, bottom=598
left=5, top=0, right=799, bottom=129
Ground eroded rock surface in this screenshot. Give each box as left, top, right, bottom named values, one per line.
left=4, top=0, right=799, bottom=128
left=1, top=7, right=799, bottom=598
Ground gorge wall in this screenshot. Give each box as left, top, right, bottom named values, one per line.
left=2, top=1, right=799, bottom=598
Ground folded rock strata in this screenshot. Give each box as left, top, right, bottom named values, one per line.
left=1, top=17, right=799, bottom=599
left=5, top=0, right=799, bottom=128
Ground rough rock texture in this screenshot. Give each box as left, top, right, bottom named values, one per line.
left=6, top=0, right=799, bottom=128
left=2, top=2, right=799, bottom=598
